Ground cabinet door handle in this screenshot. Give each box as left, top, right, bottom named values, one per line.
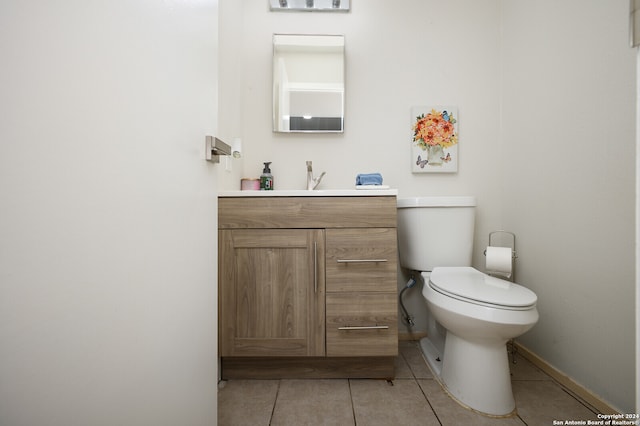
left=314, top=241, right=318, bottom=294
left=338, top=325, right=389, bottom=330
left=336, top=259, right=388, bottom=263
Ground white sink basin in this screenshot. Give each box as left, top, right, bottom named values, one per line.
left=218, top=189, right=398, bottom=197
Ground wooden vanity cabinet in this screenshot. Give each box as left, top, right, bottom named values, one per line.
left=218, top=196, right=398, bottom=379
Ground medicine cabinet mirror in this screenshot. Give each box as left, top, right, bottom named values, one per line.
left=272, top=34, right=345, bottom=133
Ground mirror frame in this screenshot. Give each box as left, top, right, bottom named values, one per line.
left=272, top=34, right=345, bottom=133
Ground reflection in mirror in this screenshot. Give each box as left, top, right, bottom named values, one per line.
left=273, top=34, right=345, bottom=133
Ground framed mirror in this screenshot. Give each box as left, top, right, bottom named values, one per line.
left=272, top=34, right=345, bottom=133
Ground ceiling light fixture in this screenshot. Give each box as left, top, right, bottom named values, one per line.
left=269, top=0, right=349, bottom=12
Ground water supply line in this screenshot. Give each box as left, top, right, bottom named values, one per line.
left=399, top=275, right=417, bottom=327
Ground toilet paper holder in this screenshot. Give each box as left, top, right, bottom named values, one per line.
left=483, top=230, right=517, bottom=259
left=484, top=231, right=520, bottom=364
left=484, top=230, right=517, bottom=281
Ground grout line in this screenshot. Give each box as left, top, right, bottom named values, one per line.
left=405, top=343, right=424, bottom=379
left=268, top=379, right=281, bottom=426
left=559, top=386, right=601, bottom=416
left=404, top=342, right=444, bottom=426
left=415, top=377, right=443, bottom=426
left=348, top=379, right=358, bottom=426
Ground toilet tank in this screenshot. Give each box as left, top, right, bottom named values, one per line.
left=397, top=196, right=476, bottom=272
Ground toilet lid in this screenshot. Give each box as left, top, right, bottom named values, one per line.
left=429, top=266, right=537, bottom=309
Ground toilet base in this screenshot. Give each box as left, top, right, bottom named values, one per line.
left=441, top=332, right=516, bottom=417
left=419, top=336, right=443, bottom=377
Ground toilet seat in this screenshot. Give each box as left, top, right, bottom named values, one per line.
left=429, top=267, right=537, bottom=310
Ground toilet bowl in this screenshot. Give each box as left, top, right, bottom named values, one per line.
left=422, top=266, right=538, bottom=416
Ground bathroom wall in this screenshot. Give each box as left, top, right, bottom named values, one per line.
left=219, top=0, right=637, bottom=414
left=501, top=0, right=636, bottom=413
left=0, top=1, right=219, bottom=425
left=218, top=0, right=246, bottom=188
left=218, top=0, right=505, bottom=282
left=637, top=51, right=640, bottom=417
left=218, top=0, right=505, bottom=348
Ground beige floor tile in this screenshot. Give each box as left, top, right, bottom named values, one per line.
left=400, top=339, right=434, bottom=379
left=398, top=340, right=416, bottom=351
left=394, top=350, right=414, bottom=379
left=270, top=379, right=355, bottom=426
left=350, top=378, right=440, bottom=426
left=275, top=379, right=351, bottom=401
left=418, top=379, right=526, bottom=425
left=217, top=380, right=279, bottom=426
left=513, top=380, right=599, bottom=425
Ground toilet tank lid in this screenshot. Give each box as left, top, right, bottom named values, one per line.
left=397, top=196, right=476, bottom=208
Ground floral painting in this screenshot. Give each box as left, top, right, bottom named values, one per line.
left=411, top=106, right=458, bottom=173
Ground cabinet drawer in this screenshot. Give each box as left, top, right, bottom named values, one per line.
left=219, top=196, right=397, bottom=229
left=326, top=293, right=397, bottom=357
left=326, top=228, right=397, bottom=292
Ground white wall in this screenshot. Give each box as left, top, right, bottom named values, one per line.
left=637, top=48, right=640, bottom=418
left=222, top=0, right=504, bottom=339
left=221, top=0, right=636, bottom=414
left=218, top=0, right=247, bottom=188
left=0, top=1, right=219, bottom=425
left=225, top=0, right=504, bottom=272
left=501, top=0, right=636, bottom=413
left=227, top=0, right=505, bottom=337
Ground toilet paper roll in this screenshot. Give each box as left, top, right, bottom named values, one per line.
left=485, top=246, right=513, bottom=278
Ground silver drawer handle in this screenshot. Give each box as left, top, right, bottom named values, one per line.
left=336, top=259, right=388, bottom=263
left=338, top=325, right=389, bottom=330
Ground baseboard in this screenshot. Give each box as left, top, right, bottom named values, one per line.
left=221, top=356, right=395, bottom=380
left=513, top=342, right=619, bottom=415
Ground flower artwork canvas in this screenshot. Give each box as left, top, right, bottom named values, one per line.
left=411, top=106, right=459, bottom=173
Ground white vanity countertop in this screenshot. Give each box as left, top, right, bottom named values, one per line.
left=218, top=189, right=398, bottom=197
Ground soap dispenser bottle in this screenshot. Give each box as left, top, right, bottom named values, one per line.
left=260, top=162, right=273, bottom=190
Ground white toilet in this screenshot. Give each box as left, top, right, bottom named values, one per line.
left=397, top=196, right=538, bottom=417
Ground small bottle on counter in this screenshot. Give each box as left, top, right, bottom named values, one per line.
left=260, top=162, right=273, bottom=190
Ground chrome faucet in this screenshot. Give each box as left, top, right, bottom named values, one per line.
left=306, top=161, right=326, bottom=190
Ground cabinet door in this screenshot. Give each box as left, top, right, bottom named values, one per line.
left=219, top=229, right=325, bottom=357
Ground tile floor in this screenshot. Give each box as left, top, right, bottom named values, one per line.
left=218, top=341, right=602, bottom=426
